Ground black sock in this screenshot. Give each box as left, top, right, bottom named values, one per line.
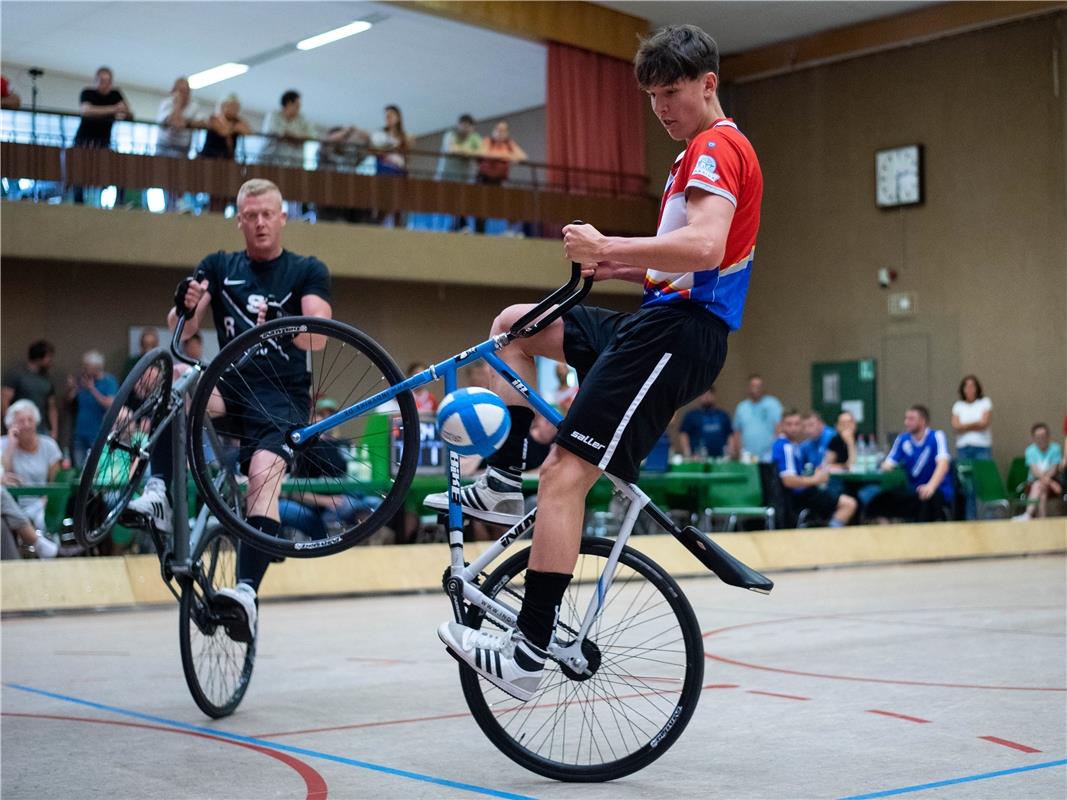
left=517, top=569, right=573, bottom=651
left=236, top=515, right=278, bottom=591
left=487, top=406, right=535, bottom=481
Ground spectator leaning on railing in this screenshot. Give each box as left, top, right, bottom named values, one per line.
left=156, top=76, right=206, bottom=158
left=74, top=66, right=130, bottom=149
left=260, top=89, right=318, bottom=168
left=1, top=74, right=21, bottom=109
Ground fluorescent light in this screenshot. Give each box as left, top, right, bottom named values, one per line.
left=188, top=62, right=249, bottom=90
left=296, top=21, right=372, bottom=51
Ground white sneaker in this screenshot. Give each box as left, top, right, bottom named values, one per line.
left=1012, top=513, right=1032, bottom=522
left=423, top=470, right=524, bottom=525
left=213, top=583, right=258, bottom=643
left=438, top=621, right=545, bottom=702
left=126, top=477, right=173, bottom=534
left=33, top=533, right=58, bottom=559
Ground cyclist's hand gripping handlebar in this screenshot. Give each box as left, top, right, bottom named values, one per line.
left=171, top=268, right=206, bottom=366
left=508, top=221, right=595, bottom=340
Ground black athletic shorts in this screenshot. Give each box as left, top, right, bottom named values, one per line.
left=794, top=487, right=840, bottom=519
left=218, top=373, right=311, bottom=471
left=557, top=302, right=729, bottom=483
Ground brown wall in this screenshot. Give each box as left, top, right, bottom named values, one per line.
left=658, top=15, right=1066, bottom=461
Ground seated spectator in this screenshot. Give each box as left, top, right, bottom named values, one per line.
left=553, top=361, right=578, bottom=413
left=278, top=399, right=380, bottom=540
left=260, top=89, right=317, bottom=167
left=123, top=327, right=160, bottom=379
left=800, top=410, right=835, bottom=470
left=772, top=410, right=857, bottom=528
left=823, top=410, right=858, bottom=471
left=678, top=386, right=733, bottom=459
left=1, top=486, right=57, bottom=559
left=1014, top=423, right=1063, bottom=521
left=1, top=400, right=63, bottom=533
left=2, top=339, right=58, bottom=439
left=67, top=350, right=118, bottom=469
left=156, top=77, right=206, bottom=158
left=1, top=74, right=21, bottom=109
left=866, top=405, right=953, bottom=523
left=407, top=362, right=439, bottom=414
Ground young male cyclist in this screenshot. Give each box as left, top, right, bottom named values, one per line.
left=432, top=24, right=764, bottom=700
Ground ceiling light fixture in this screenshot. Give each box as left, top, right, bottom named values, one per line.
left=296, top=20, right=372, bottom=51
left=188, top=62, right=249, bottom=89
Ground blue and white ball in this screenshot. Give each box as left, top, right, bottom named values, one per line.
left=437, top=388, right=511, bottom=457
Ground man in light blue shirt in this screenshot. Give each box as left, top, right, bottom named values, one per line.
left=732, top=374, right=782, bottom=461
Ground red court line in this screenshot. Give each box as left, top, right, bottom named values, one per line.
left=702, top=683, right=740, bottom=689
left=867, top=709, right=931, bottom=723
left=746, top=690, right=810, bottom=701
left=979, top=736, right=1042, bottom=753
left=702, top=616, right=1066, bottom=692
left=3, top=712, right=328, bottom=799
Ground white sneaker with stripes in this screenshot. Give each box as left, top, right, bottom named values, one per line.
left=126, top=477, right=173, bottom=534
left=423, top=469, right=524, bottom=525
left=438, top=621, right=545, bottom=702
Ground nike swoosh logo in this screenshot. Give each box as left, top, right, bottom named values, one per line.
left=224, top=277, right=245, bottom=285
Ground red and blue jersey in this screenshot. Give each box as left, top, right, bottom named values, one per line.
left=642, top=119, right=763, bottom=331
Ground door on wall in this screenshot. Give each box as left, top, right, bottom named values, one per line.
left=811, top=359, right=878, bottom=436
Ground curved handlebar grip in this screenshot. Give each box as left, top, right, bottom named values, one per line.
left=171, top=268, right=206, bottom=367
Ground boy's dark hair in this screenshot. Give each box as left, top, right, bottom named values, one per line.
left=281, top=90, right=300, bottom=107
left=458, top=113, right=474, bottom=125
left=1031, top=422, right=1049, bottom=435
left=634, top=24, right=719, bottom=89
left=28, top=340, right=54, bottom=361
left=909, top=404, right=931, bottom=422
left=782, top=408, right=801, bottom=420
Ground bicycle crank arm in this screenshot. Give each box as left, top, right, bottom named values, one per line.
left=674, top=525, right=774, bottom=594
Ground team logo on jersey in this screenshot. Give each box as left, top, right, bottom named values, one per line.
left=706, top=141, right=716, bottom=149
left=692, top=154, right=720, bottom=183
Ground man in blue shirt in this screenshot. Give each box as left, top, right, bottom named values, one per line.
left=732, top=373, right=782, bottom=461
left=678, top=386, right=733, bottom=459
left=800, top=410, right=835, bottom=470
left=68, top=350, right=118, bottom=469
left=867, top=405, right=953, bottom=523
left=772, top=410, right=857, bottom=527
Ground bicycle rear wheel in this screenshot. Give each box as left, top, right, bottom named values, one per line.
left=179, top=524, right=255, bottom=718
left=459, top=537, right=705, bottom=782
left=73, top=347, right=173, bottom=547
left=188, top=316, right=420, bottom=558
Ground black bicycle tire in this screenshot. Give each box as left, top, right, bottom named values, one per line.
left=178, top=524, right=255, bottom=718
left=73, top=347, right=173, bottom=547
left=458, top=537, right=705, bottom=782
left=187, top=316, right=420, bottom=558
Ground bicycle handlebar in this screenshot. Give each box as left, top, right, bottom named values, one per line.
left=507, top=221, right=595, bottom=340
left=171, top=268, right=205, bottom=367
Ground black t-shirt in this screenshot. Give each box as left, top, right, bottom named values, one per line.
left=827, top=434, right=849, bottom=466
left=74, top=88, right=126, bottom=146
left=198, top=249, right=331, bottom=379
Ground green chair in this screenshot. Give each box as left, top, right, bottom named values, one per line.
left=1005, top=457, right=1029, bottom=509
left=706, top=462, right=775, bottom=531
left=958, top=459, right=1011, bottom=519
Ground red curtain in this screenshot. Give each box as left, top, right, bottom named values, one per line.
left=546, top=42, right=647, bottom=197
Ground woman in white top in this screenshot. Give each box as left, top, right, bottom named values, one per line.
left=951, top=374, right=993, bottom=460
left=1, top=399, right=63, bottom=533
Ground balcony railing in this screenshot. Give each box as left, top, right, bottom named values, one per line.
left=1, top=108, right=657, bottom=235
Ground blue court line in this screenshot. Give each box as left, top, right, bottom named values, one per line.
left=838, top=759, right=1067, bottom=799
left=5, top=683, right=535, bottom=800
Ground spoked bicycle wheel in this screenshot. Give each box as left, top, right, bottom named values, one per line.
left=179, top=524, right=255, bottom=718
left=73, top=347, right=173, bottom=547
left=188, top=316, right=419, bottom=558
left=459, top=537, right=705, bottom=782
